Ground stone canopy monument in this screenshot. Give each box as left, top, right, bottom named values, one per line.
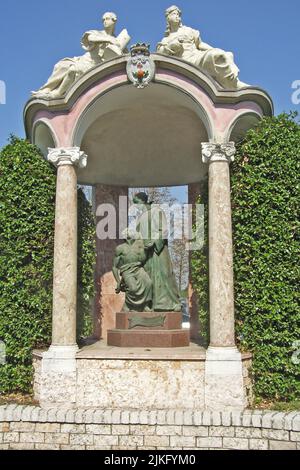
left=24, top=7, right=273, bottom=411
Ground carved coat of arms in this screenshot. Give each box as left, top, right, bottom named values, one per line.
left=127, top=43, right=155, bottom=89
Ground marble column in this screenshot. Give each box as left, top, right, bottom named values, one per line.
left=202, top=143, right=236, bottom=348
left=42, top=147, right=87, bottom=374
left=202, top=142, right=246, bottom=410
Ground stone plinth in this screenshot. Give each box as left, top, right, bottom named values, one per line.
left=35, top=343, right=206, bottom=409
left=107, top=312, right=190, bottom=348
left=33, top=344, right=252, bottom=410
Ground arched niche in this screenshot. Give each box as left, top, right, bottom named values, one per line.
left=228, top=112, right=262, bottom=143
left=74, top=83, right=210, bottom=187
left=32, top=120, right=57, bottom=157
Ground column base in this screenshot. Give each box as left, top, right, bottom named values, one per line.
left=38, top=345, right=79, bottom=408
left=204, top=346, right=247, bottom=411
left=42, top=345, right=78, bottom=373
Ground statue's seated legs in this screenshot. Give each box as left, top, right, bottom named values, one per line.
left=121, top=267, right=153, bottom=313
left=198, top=48, right=246, bottom=89
left=32, top=60, right=78, bottom=99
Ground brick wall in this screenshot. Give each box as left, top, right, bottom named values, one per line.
left=0, top=406, right=299, bottom=450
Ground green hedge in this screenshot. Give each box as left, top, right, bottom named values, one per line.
left=192, top=113, right=300, bottom=401
left=77, top=190, right=96, bottom=340
left=232, top=113, right=300, bottom=400
left=0, top=137, right=95, bottom=394
left=190, top=187, right=209, bottom=347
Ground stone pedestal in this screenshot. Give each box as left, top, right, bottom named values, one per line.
left=107, top=312, right=190, bottom=348
left=33, top=345, right=252, bottom=410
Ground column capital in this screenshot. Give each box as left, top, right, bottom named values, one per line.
left=47, top=147, right=88, bottom=168
left=202, top=142, right=236, bottom=164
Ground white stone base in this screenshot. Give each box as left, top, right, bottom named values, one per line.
left=36, top=345, right=78, bottom=408
left=42, top=345, right=78, bottom=373
left=34, top=344, right=251, bottom=411
left=204, top=347, right=246, bottom=411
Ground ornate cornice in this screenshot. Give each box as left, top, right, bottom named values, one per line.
left=47, top=147, right=88, bottom=168
left=202, top=142, right=236, bottom=164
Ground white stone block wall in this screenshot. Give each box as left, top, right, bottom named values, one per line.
left=0, top=406, right=299, bottom=450
left=32, top=354, right=253, bottom=410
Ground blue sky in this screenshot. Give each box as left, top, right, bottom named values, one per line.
left=0, top=0, right=299, bottom=201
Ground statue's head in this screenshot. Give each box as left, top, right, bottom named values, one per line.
left=122, top=228, right=141, bottom=241
left=133, top=192, right=149, bottom=205
left=102, top=12, right=117, bottom=30
left=165, top=5, right=182, bottom=33
left=165, top=5, right=182, bottom=18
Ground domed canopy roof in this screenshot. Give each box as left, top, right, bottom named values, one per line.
left=24, top=55, right=273, bottom=187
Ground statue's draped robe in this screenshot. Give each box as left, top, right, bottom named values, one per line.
left=136, top=206, right=181, bottom=312
left=118, top=239, right=153, bottom=312
left=37, top=54, right=96, bottom=94
left=35, top=30, right=123, bottom=95
left=157, top=26, right=241, bottom=89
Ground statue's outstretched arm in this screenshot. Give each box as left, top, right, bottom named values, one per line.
left=198, top=41, right=212, bottom=51
left=157, top=42, right=169, bottom=54
left=160, top=41, right=184, bottom=56
left=194, top=30, right=212, bottom=52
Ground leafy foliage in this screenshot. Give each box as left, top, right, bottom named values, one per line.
left=232, top=113, right=300, bottom=400
left=190, top=185, right=209, bottom=347
left=0, top=137, right=95, bottom=394
left=77, top=190, right=95, bottom=340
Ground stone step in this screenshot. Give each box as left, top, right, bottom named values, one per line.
left=107, top=328, right=190, bottom=348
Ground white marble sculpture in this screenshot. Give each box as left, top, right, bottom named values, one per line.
left=157, top=5, right=247, bottom=90
left=32, top=12, right=130, bottom=99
